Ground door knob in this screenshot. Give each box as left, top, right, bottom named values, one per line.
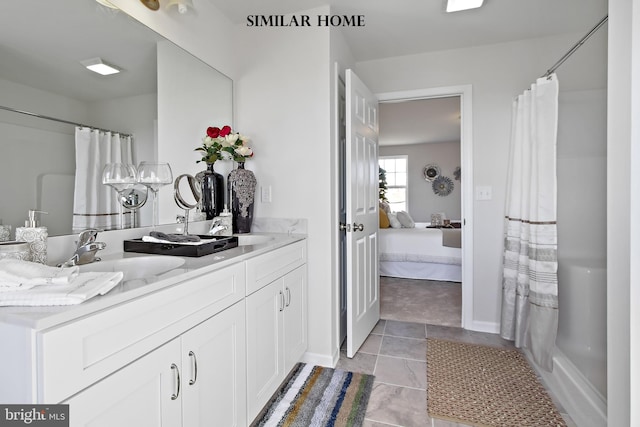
left=353, top=223, right=364, bottom=232
left=339, top=223, right=351, bottom=232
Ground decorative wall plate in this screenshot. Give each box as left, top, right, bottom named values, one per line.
left=423, top=164, right=440, bottom=182
left=432, top=176, right=454, bottom=197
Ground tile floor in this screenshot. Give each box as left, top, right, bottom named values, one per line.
left=336, top=277, right=577, bottom=427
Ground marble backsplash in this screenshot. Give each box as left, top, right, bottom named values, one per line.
left=251, top=217, right=307, bottom=234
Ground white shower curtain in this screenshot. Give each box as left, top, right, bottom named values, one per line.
left=500, top=74, right=559, bottom=371
left=72, top=127, right=134, bottom=232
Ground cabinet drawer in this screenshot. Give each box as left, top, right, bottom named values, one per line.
left=246, top=241, right=306, bottom=295
left=38, top=262, right=245, bottom=403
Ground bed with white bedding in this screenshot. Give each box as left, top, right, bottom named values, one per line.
left=379, top=224, right=462, bottom=282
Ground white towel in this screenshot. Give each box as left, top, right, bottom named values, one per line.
left=0, top=259, right=79, bottom=291
left=0, top=271, right=124, bottom=306
left=141, top=236, right=211, bottom=245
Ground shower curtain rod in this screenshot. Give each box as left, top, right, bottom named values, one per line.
left=542, top=15, right=608, bottom=78
left=0, top=105, right=132, bottom=138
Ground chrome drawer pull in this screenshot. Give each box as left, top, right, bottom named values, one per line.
left=171, top=363, right=181, bottom=400
left=279, top=290, right=285, bottom=312
left=188, top=351, right=198, bottom=385
left=285, top=287, right=291, bottom=307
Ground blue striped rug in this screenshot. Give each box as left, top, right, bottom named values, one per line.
left=251, top=363, right=375, bottom=427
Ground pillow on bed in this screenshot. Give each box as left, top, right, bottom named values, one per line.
left=379, top=209, right=390, bottom=228
left=396, top=211, right=415, bottom=228
left=387, top=212, right=402, bottom=228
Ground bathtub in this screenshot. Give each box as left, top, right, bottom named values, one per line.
left=556, top=257, right=607, bottom=398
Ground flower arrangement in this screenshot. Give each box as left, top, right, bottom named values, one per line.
left=196, top=125, right=253, bottom=164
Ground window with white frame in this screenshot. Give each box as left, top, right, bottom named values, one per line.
left=379, top=156, right=408, bottom=212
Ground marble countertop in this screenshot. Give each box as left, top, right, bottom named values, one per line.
left=0, top=232, right=306, bottom=331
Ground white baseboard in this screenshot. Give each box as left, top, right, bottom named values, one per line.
left=301, top=350, right=338, bottom=368
left=523, top=348, right=607, bottom=427
left=467, top=320, right=500, bottom=334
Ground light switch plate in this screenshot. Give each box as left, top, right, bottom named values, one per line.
left=475, top=186, right=492, bottom=201
left=261, top=185, right=272, bottom=203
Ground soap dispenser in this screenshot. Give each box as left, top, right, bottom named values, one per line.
left=213, top=205, right=233, bottom=237
left=15, top=210, right=48, bottom=263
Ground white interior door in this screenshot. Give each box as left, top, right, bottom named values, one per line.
left=338, top=75, right=348, bottom=346
left=345, top=69, right=380, bottom=358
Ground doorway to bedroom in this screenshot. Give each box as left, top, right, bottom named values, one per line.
left=378, top=95, right=464, bottom=328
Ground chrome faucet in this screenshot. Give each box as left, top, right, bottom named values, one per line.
left=58, top=229, right=106, bottom=267
left=208, top=219, right=228, bottom=236
left=176, top=214, right=190, bottom=235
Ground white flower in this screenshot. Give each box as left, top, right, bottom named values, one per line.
left=235, top=146, right=253, bottom=157
left=203, top=136, right=214, bottom=147
left=226, top=134, right=239, bottom=144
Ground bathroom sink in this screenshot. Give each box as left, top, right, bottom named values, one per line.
left=236, top=234, right=274, bottom=246
left=78, top=255, right=185, bottom=280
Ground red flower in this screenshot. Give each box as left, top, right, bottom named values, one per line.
left=220, top=125, right=232, bottom=137
left=206, top=127, right=220, bottom=138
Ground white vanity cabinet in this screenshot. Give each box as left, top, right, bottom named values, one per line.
left=0, top=236, right=308, bottom=427
left=245, top=241, right=307, bottom=421
left=65, top=300, right=247, bottom=427
left=181, top=300, right=246, bottom=427
left=63, top=337, right=183, bottom=426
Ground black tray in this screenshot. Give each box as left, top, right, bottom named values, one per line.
left=123, top=235, right=238, bottom=257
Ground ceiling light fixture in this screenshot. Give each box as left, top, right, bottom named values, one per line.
left=140, top=0, right=160, bottom=11
left=166, top=0, right=194, bottom=14
left=446, top=0, right=484, bottom=13
left=80, top=58, right=121, bottom=76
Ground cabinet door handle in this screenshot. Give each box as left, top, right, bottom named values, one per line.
left=170, top=363, right=181, bottom=400
left=188, top=351, right=198, bottom=385
left=285, top=287, right=291, bottom=307
left=279, top=290, right=285, bottom=312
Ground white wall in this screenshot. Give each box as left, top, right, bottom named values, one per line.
left=379, top=142, right=461, bottom=222
left=234, top=6, right=335, bottom=363
left=356, top=31, right=607, bottom=329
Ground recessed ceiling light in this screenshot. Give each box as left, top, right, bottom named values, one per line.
left=446, top=0, right=484, bottom=13
left=80, top=58, right=121, bottom=76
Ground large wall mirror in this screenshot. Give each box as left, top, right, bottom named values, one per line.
left=0, top=0, right=233, bottom=237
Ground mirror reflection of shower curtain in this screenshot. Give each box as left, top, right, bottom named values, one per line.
left=72, top=127, right=134, bottom=232
left=500, top=74, right=559, bottom=372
